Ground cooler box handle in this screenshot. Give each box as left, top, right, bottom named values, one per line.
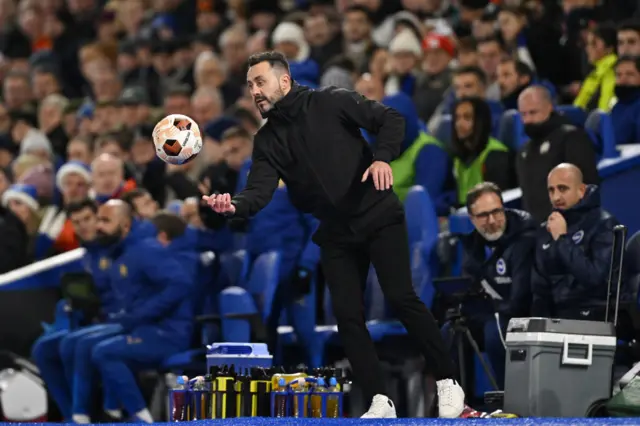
left=561, top=338, right=593, bottom=366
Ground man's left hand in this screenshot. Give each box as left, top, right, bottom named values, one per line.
left=547, top=212, right=567, bottom=240
left=362, top=161, right=393, bottom=190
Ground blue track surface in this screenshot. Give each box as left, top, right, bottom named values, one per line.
left=10, top=419, right=639, bottom=425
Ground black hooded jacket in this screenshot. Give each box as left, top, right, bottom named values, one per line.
left=516, top=112, right=599, bottom=223
left=531, top=185, right=619, bottom=316
left=231, top=83, right=405, bottom=233
left=461, top=209, right=537, bottom=317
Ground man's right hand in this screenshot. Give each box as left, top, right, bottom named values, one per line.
left=202, top=193, right=236, bottom=215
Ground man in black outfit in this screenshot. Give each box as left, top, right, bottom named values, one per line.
left=203, top=51, right=464, bottom=418
left=516, top=86, right=599, bottom=223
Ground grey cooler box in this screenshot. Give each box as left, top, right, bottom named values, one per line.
left=503, top=317, right=616, bottom=417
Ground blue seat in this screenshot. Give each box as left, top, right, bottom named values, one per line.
left=448, top=212, right=474, bottom=276
left=434, top=115, right=453, bottom=147
left=404, top=185, right=440, bottom=278
left=405, top=185, right=439, bottom=249
left=274, top=277, right=321, bottom=367
left=163, top=252, right=220, bottom=373
left=367, top=242, right=436, bottom=341
left=585, top=109, right=617, bottom=159
left=219, top=251, right=281, bottom=342
left=556, top=105, right=587, bottom=127
left=218, top=249, right=248, bottom=289
left=497, top=109, right=526, bottom=151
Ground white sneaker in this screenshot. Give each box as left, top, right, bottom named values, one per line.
left=436, top=378, right=465, bottom=418
left=360, top=394, right=397, bottom=418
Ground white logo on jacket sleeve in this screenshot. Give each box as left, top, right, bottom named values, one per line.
left=572, top=230, right=584, bottom=244
left=496, top=258, right=507, bottom=275
left=540, top=141, right=550, bottom=154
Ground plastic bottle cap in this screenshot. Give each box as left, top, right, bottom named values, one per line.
left=317, top=378, right=325, bottom=386
left=176, top=376, right=185, bottom=385
left=329, top=377, right=337, bottom=387
left=278, top=378, right=286, bottom=386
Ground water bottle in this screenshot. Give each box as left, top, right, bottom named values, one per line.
left=326, top=377, right=340, bottom=418
left=310, top=378, right=327, bottom=418
left=170, top=376, right=189, bottom=422
left=273, top=378, right=288, bottom=417
left=291, top=378, right=308, bottom=418
left=190, top=376, right=209, bottom=420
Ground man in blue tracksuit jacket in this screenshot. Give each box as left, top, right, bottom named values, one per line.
left=448, top=182, right=536, bottom=389
left=67, top=217, right=157, bottom=422
left=235, top=159, right=321, bottom=365
left=90, top=200, right=194, bottom=423
left=532, top=164, right=619, bottom=320
left=31, top=198, right=119, bottom=421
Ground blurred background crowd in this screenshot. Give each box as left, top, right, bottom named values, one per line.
left=0, top=0, right=639, bottom=264
left=1, top=0, right=640, bottom=421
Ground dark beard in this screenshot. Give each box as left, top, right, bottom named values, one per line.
left=95, top=228, right=122, bottom=247
left=258, top=87, right=286, bottom=118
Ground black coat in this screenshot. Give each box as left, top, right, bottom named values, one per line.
left=516, top=113, right=599, bottom=223
left=531, top=185, right=618, bottom=317
left=232, top=83, right=405, bottom=234
left=462, top=209, right=537, bottom=318
left=0, top=206, right=28, bottom=274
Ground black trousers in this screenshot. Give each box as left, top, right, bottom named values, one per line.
left=315, top=208, right=454, bottom=401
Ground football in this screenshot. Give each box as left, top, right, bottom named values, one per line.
left=152, top=114, right=203, bottom=165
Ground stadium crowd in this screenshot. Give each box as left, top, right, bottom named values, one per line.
left=0, top=0, right=639, bottom=421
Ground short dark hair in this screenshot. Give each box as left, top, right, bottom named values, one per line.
left=616, top=55, right=640, bottom=72
left=466, top=182, right=503, bottom=213
left=618, top=20, right=640, bottom=35
left=247, top=51, right=291, bottom=75
left=477, top=35, right=506, bottom=51
left=120, top=188, right=150, bottom=211
left=589, top=22, right=618, bottom=49
left=457, top=36, right=477, bottom=53
left=31, top=64, right=60, bottom=80
left=344, top=5, right=374, bottom=22
left=152, top=211, right=187, bottom=241
left=66, top=198, right=98, bottom=216
left=499, top=57, right=534, bottom=80
left=221, top=126, right=253, bottom=142
left=95, top=131, right=131, bottom=152
left=499, top=5, right=527, bottom=19
left=69, top=135, right=94, bottom=151
left=454, top=65, right=487, bottom=86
